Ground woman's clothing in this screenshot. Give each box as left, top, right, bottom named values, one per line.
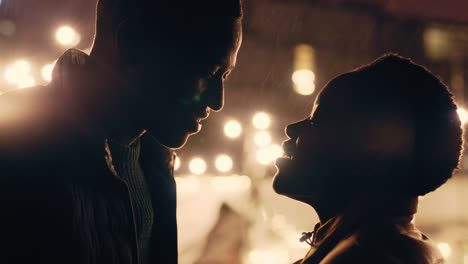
left=295, top=196, right=444, bottom=264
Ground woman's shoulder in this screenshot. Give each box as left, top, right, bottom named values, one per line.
left=320, top=224, right=444, bottom=264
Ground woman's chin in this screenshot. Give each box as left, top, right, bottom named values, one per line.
left=272, top=163, right=315, bottom=199
left=272, top=168, right=299, bottom=196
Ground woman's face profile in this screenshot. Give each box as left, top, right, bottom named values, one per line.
left=272, top=87, right=353, bottom=202
left=272, top=76, right=414, bottom=203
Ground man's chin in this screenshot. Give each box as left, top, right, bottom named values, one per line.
left=148, top=131, right=192, bottom=150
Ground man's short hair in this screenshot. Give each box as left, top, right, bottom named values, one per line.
left=330, top=54, right=463, bottom=196
left=95, top=0, right=243, bottom=41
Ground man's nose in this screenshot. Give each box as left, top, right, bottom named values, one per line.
left=204, top=79, right=224, bottom=112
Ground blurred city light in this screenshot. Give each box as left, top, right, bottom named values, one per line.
left=175, top=176, right=200, bottom=194
left=210, top=175, right=251, bottom=193
left=174, top=156, right=181, bottom=171
left=17, top=76, right=36, bottom=89
left=256, top=144, right=283, bottom=165
left=224, top=120, right=242, bottom=139
left=423, top=26, right=451, bottom=60
left=254, top=131, right=272, bottom=147
left=437, top=242, right=452, bottom=259
left=41, top=63, right=55, bottom=82
left=5, top=60, right=30, bottom=83
left=0, top=19, right=15, bottom=37
left=189, top=157, right=207, bottom=175
left=215, top=154, right=233, bottom=173
left=293, top=44, right=316, bottom=96
left=56, top=26, right=80, bottom=46
left=253, top=112, right=271, bottom=130
left=5, top=60, right=35, bottom=88
left=247, top=249, right=289, bottom=264
left=457, top=108, right=468, bottom=125
left=292, top=69, right=316, bottom=96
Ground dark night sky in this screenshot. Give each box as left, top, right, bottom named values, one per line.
left=325, top=0, right=468, bottom=24
left=1, top=0, right=467, bottom=61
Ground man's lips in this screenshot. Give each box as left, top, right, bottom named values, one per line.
left=182, top=109, right=210, bottom=133
left=193, top=109, right=210, bottom=122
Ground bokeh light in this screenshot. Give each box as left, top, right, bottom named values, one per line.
left=292, top=69, right=316, bottom=95
left=437, top=242, right=452, bottom=259
left=189, top=157, right=207, bottom=175
left=224, top=120, right=242, bottom=138
left=253, top=112, right=271, bottom=130
left=17, top=76, right=36, bottom=89
left=41, top=63, right=55, bottom=82
left=56, top=26, right=80, bottom=46
left=210, top=175, right=251, bottom=193
left=174, top=156, right=181, bottom=171
left=5, top=60, right=35, bottom=88
left=254, top=131, right=272, bottom=147
left=457, top=107, right=468, bottom=125
left=293, top=44, right=316, bottom=96
left=215, top=154, right=233, bottom=173
left=175, top=176, right=200, bottom=194
left=256, top=144, right=283, bottom=165
left=247, top=249, right=289, bottom=264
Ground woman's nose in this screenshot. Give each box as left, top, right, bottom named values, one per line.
left=285, top=118, right=308, bottom=139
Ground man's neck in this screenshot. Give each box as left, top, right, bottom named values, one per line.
left=108, top=129, right=147, bottom=147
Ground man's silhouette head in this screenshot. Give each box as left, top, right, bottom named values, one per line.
left=89, top=0, right=243, bottom=148
left=274, top=54, right=463, bottom=208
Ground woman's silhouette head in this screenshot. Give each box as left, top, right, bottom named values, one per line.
left=274, top=54, right=463, bottom=216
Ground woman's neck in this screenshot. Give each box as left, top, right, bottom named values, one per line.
left=305, top=192, right=418, bottom=225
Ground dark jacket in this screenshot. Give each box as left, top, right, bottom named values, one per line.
left=295, top=197, right=444, bottom=264
left=0, top=49, right=178, bottom=264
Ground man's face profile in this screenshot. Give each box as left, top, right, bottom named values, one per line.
left=120, top=18, right=242, bottom=149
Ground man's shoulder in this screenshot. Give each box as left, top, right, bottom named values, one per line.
left=0, top=85, right=99, bottom=163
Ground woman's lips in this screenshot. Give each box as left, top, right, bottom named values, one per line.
left=282, top=139, right=296, bottom=160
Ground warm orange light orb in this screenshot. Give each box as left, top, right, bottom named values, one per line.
left=189, top=157, right=207, bottom=175
left=253, top=112, right=271, bottom=130
left=224, top=120, right=242, bottom=139
left=41, top=63, right=55, bottom=82
left=256, top=144, right=282, bottom=165
left=56, top=26, right=80, bottom=46
left=254, top=131, right=272, bottom=147
left=292, top=69, right=316, bottom=95
left=4, top=60, right=35, bottom=89
left=215, top=154, right=233, bottom=173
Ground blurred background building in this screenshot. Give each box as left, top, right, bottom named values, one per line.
left=1, top=0, right=468, bottom=263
